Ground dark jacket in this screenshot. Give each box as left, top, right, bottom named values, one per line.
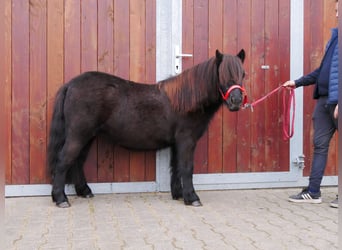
left=294, top=28, right=338, bottom=104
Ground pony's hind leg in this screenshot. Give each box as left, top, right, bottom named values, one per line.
left=73, top=141, right=94, bottom=198
left=170, top=146, right=183, bottom=200
left=52, top=139, right=86, bottom=208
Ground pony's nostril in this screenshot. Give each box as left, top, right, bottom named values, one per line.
left=231, top=95, right=242, bottom=104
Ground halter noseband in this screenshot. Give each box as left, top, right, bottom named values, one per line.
left=219, top=85, right=248, bottom=105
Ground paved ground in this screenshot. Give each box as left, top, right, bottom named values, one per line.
left=5, top=187, right=338, bottom=250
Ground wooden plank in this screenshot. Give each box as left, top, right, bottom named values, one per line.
left=250, top=0, right=266, bottom=172
left=0, top=0, right=12, bottom=184
left=236, top=0, right=251, bottom=173
left=323, top=0, right=338, bottom=42
left=207, top=0, right=223, bottom=173
left=113, top=0, right=130, bottom=182
left=11, top=0, right=30, bottom=184
left=303, top=0, right=323, bottom=176
left=278, top=0, right=291, bottom=171
left=129, top=0, right=146, bottom=181
left=193, top=0, right=209, bottom=174
left=81, top=0, right=98, bottom=182
left=144, top=0, right=156, bottom=181
left=64, top=0, right=81, bottom=82
left=97, top=0, right=115, bottom=182
left=47, top=0, right=64, bottom=184
left=29, top=0, right=47, bottom=184
left=182, top=0, right=194, bottom=70
left=222, top=0, right=239, bottom=173
left=264, top=0, right=280, bottom=172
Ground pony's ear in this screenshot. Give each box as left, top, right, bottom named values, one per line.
left=215, top=49, right=223, bottom=64
left=236, top=49, right=245, bottom=63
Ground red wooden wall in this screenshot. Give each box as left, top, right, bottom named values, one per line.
left=1, top=0, right=156, bottom=185
left=1, top=0, right=337, bottom=186
left=303, top=0, right=338, bottom=176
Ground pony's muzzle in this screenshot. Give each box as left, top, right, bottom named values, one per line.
left=226, top=89, right=243, bottom=111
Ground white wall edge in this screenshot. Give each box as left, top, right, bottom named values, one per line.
left=5, top=175, right=337, bottom=197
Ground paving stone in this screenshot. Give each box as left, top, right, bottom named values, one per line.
left=5, top=187, right=338, bottom=249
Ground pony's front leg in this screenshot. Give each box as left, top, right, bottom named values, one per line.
left=170, top=146, right=183, bottom=200
left=177, top=143, right=202, bottom=207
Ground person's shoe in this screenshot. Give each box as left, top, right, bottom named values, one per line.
left=330, top=195, right=338, bottom=208
left=288, top=188, right=322, bottom=204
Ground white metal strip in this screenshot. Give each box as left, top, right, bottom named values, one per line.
left=289, top=0, right=304, bottom=170
left=5, top=176, right=336, bottom=197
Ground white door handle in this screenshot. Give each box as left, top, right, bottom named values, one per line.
left=174, top=45, right=193, bottom=74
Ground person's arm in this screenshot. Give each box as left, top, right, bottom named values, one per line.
left=293, top=67, right=320, bottom=87
left=282, top=67, right=320, bottom=89
left=334, top=104, right=338, bottom=119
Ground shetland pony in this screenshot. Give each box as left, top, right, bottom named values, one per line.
left=48, top=49, right=246, bottom=207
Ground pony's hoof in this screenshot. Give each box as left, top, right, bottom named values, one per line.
left=56, top=201, right=71, bottom=208
left=185, top=200, right=202, bottom=207
left=82, top=193, right=94, bottom=198
left=191, top=200, right=203, bottom=207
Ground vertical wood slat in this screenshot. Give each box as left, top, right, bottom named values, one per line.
left=222, top=0, right=239, bottom=173
left=113, top=0, right=130, bottom=182
left=182, top=0, right=194, bottom=71
left=81, top=0, right=98, bottom=183
left=278, top=0, right=291, bottom=171
left=129, top=0, right=147, bottom=182
left=144, top=0, right=157, bottom=181
left=193, top=0, right=209, bottom=174
left=11, top=0, right=30, bottom=184
left=64, top=0, right=81, bottom=82
left=236, top=0, right=252, bottom=172
left=0, top=0, right=12, bottom=184
left=97, top=0, right=115, bottom=182
left=207, top=0, right=223, bottom=173
left=47, top=0, right=64, bottom=183
left=264, top=0, right=280, bottom=172
left=250, top=0, right=266, bottom=172
left=29, top=0, right=47, bottom=183
left=303, top=0, right=324, bottom=176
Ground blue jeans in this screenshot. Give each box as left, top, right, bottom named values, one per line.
left=308, top=97, right=338, bottom=194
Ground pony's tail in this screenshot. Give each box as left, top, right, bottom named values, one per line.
left=47, top=84, right=68, bottom=180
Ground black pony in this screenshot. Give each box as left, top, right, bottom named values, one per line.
left=48, top=49, right=246, bottom=208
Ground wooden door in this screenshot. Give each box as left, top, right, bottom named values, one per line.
left=182, top=0, right=291, bottom=174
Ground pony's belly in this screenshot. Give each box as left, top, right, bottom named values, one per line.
left=118, top=138, right=171, bottom=151
left=104, top=129, right=173, bottom=151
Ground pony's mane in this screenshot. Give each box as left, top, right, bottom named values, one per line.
left=159, top=57, right=219, bottom=113
left=159, top=54, right=243, bottom=113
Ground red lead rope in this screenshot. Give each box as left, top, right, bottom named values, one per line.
left=244, top=86, right=295, bottom=141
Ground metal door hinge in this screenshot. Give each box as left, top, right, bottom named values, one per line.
left=293, top=155, right=305, bottom=168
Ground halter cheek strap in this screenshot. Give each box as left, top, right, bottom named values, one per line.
left=220, top=85, right=248, bottom=105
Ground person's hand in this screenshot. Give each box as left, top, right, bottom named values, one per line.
left=334, top=104, right=338, bottom=119
left=282, top=80, right=296, bottom=89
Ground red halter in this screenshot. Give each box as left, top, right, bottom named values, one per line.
left=219, top=85, right=248, bottom=105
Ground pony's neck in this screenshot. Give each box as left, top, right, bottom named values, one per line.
left=160, top=57, right=221, bottom=113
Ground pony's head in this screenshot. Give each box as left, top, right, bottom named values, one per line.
left=216, top=49, right=246, bottom=111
